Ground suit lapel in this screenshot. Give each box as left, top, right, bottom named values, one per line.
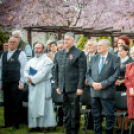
left=99, top=52, right=111, bottom=75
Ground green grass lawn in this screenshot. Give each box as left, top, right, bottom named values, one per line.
left=0, top=106, right=118, bottom=134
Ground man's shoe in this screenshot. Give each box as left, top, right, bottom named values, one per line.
left=12, top=124, right=19, bottom=130
left=82, top=125, right=94, bottom=130
left=114, top=129, right=121, bottom=133
left=28, top=127, right=41, bottom=133
left=12, top=126, right=19, bottom=130
left=0, top=125, right=12, bottom=128
left=41, top=128, right=50, bottom=133
left=57, top=121, right=63, bottom=126
left=28, top=128, right=37, bottom=133
left=123, top=129, right=129, bottom=134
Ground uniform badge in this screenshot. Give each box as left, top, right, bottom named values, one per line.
left=10, top=58, right=14, bottom=62
left=69, top=54, right=73, bottom=60
left=104, top=60, right=108, bottom=64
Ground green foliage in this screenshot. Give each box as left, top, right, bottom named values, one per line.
left=95, top=37, right=112, bottom=47
left=0, top=31, right=9, bottom=45
left=76, top=35, right=88, bottom=50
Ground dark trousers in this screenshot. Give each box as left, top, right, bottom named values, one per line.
left=3, top=82, right=23, bottom=127
left=57, top=106, right=63, bottom=123
left=63, top=91, right=80, bottom=134
left=84, top=105, right=94, bottom=129
left=91, top=97, right=115, bottom=134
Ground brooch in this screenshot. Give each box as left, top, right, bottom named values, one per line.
left=10, top=58, right=14, bottom=62
left=69, top=54, right=73, bottom=60
left=104, top=60, right=108, bottom=64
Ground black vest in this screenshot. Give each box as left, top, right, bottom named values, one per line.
left=2, top=50, right=21, bottom=83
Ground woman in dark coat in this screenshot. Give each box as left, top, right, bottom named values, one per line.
left=115, top=44, right=133, bottom=134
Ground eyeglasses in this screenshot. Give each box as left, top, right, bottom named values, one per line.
left=34, top=47, right=43, bottom=50
left=9, top=41, right=17, bottom=44
left=97, top=45, right=105, bottom=47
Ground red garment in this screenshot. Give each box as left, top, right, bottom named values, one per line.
left=125, top=62, right=134, bottom=119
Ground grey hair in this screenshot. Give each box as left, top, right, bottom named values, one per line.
left=87, top=39, right=98, bottom=46
left=64, top=32, right=75, bottom=40
left=8, top=37, right=19, bottom=44
left=99, top=39, right=110, bottom=46
left=12, top=30, right=23, bottom=39
left=57, top=40, right=64, bottom=45
left=130, top=46, right=134, bottom=55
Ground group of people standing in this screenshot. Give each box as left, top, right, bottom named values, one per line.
left=0, top=31, right=134, bottom=134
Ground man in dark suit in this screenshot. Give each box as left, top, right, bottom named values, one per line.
left=83, top=39, right=98, bottom=130
left=86, top=39, right=120, bottom=134
left=53, top=32, right=87, bottom=134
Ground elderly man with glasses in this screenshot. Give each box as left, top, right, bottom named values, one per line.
left=0, top=37, right=27, bottom=129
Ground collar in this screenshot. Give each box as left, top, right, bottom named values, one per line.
left=89, top=51, right=96, bottom=56
left=8, top=49, right=17, bottom=53
left=64, top=45, right=75, bottom=53
left=121, top=56, right=129, bottom=64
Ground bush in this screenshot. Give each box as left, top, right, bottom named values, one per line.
left=76, top=35, right=88, bottom=50
left=0, top=31, right=9, bottom=45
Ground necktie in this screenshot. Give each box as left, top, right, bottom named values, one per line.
left=99, top=57, right=105, bottom=74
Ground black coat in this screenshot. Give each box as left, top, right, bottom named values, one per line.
left=53, top=46, right=87, bottom=93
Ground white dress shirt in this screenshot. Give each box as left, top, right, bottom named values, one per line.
left=0, top=49, right=27, bottom=85
left=120, top=56, right=129, bottom=64
left=88, top=51, right=96, bottom=62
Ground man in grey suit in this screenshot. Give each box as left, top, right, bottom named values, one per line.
left=86, top=39, right=120, bottom=134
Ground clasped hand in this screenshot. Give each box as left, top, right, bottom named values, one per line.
left=92, top=82, right=103, bottom=90
left=27, top=77, right=32, bottom=83
left=129, top=88, right=134, bottom=96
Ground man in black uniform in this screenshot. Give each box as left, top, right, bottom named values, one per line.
left=53, top=32, right=87, bottom=134
left=0, top=37, right=27, bottom=129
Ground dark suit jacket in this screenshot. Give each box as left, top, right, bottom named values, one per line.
left=53, top=46, right=87, bottom=93
left=86, top=52, right=120, bottom=99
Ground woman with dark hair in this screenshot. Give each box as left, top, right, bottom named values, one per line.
left=115, top=45, right=133, bottom=134
left=114, top=35, right=130, bottom=55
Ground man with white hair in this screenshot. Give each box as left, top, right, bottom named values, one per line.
left=24, top=43, right=56, bottom=133
left=57, top=40, right=64, bottom=51
left=0, top=37, right=27, bottom=129
left=86, top=39, right=120, bottom=134
left=86, top=39, right=98, bottom=65
left=83, top=39, right=98, bottom=130
left=12, top=30, right=32, bottom=61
